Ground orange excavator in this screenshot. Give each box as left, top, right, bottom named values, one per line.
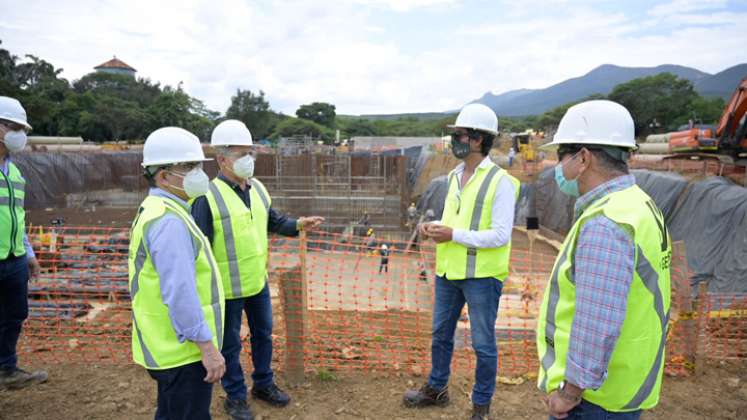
left=666, top=77, right=747, bottom=165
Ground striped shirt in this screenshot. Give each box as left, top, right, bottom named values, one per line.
left=565, top=175, right=636, bottom=390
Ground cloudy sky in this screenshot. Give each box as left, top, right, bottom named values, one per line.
left=1, top=0, right=745, bottom=115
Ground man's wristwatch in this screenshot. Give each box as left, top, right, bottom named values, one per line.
left=558, top=380, right=583, bottom=403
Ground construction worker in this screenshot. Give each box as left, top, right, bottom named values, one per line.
left=378, top=243, right=390, bottom=274
left=191, top=120, right=323, bottom=420
left=403, top=103, right=519, bottom=420
left=407, top=202, right=418, bottom=227
left=0, top=96, right=46, bottom=390
left=508, top=146, right=516, bottom=167
left=129, top=127, right=225, bottom=420
left=536, top=100, right=671, bottom=420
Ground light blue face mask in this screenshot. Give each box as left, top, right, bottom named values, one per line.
left=554, top=154, right=580, bottom=197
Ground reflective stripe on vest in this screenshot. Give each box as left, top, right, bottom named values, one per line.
left=466, top=166, right=499, bottom=278
left=208, top=182, right=243, bottom=297
left=536, top=185, right=671, bottom=412
left=205, top=178, right=270, bottom=299
left=436, top=163, right=519, bottom=280
left=250, top=178, right=270, bottom=210
left=0, top=162, right=26, bottom=259
left=128, top=195, right=225, bottom=369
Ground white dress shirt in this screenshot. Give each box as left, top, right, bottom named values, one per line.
left=448, top=156, right=516, bottom=249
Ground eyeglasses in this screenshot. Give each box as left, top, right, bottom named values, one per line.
left=557, top=146, right=582, bottom=161
left=226, top=149, right=257, bottom=159
left=450, top=129, right=480, bottom=142
left=0, top=121, right=25, bottom=132
left=169, top=162, right=203, bottom=174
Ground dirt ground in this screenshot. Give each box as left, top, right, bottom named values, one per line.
left=1, top=361, right=745, bottom=420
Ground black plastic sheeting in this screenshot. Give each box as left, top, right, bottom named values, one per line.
left=531, top=168, right=747, bottom=292
left=419, top=165, right=747, bottom=293
left=666, top=177, right=747, bottom=293
left=11, top=151, right=145, bottom=209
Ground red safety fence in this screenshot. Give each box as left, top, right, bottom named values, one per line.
left=18, top=226, right=746, bottom=379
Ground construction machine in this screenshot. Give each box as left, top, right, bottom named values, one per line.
left=663, top=77, right=747, bottom=165
left=511, top=132, right=537, bottom=162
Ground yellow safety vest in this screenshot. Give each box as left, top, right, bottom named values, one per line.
left=0, top=161, right=26, bottom=259
left=204, top=177, right=271, bottom=299
left=536, top=184, right=672, bottom=411
left=436, top=162, right=520, bottom=280
left=128, top=195, right=225, bottom=370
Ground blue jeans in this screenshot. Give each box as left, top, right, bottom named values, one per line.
left=427, top=275, right=503, bottom=406
left=221, top=282, right=274, bottom=401
left=0, top=254, right=29, bottom=370
left=551, top=400, right=642, bottom=420
left=148, top=361, right=212, bottom=420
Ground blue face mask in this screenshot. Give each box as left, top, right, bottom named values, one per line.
left=554, top=155, right=580, bottom=197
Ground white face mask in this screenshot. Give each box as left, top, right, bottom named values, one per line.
left=3, top=130, right=27, bottom=152
left=232, top=154, right=255, bottom=179
left=169, top=167, right=210, bottom=198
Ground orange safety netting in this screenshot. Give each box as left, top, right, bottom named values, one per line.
left=18, top=226, right=746, bottom=378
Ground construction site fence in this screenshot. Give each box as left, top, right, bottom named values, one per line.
left=19, top=227, right=747, bottom=379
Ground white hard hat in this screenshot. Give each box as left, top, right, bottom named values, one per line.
left=382, top=244, right=388, bottom=250
left=211, top=119, right=253, bottom=147
left=541, top=100, right=636, bottom=150
left=0, top=96, right=32, bottom=130
left=448, top=103, right=498, bottom=135
left=142, top=127, right=212, bottom=167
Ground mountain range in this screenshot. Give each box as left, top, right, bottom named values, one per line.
left=469, top=63, right=747, bottom=117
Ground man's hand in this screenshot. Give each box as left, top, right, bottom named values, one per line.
left=543, top=391, right=581, bottom=419
left=426, top=224, right=453, bottom=243
left=417, top=222, right=431, bottom=238
left=196, top=341, right=225, bottom=383
left=297, top=216, right=325, bottom=231
left=27, top=257, right=41, bottom=281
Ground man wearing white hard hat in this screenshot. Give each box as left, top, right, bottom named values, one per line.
left=535, top=100, right=671, bottom=420
left=0, top=96, right=46, bottom=390
left=404, top=104, right=519, bottom=420
left=191, top=120, right=323, bottom=420
left=129, top=127, right=226, bottom=420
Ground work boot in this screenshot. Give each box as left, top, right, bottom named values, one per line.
left=403, top=383, right=449, bottom=407
left=251, top=383, right=291, bottom=407
left=223, top=398, right=254, bottom=420
left=0, top=367, right=48, bottom=390
left=471, top=402, right=491, bottom=420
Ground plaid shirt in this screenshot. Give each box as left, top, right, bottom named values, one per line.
left=565, top=175, right=636, bottom=390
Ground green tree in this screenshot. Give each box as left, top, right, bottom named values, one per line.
left=225, top=89, right=279, bottom=139
left=272, top=117, right=330, bottom=142
left=296, top=102, right=336, bottom=127
left=688, top=96, right=726, bottom=126
left=608, top=73, right=697, bottom=135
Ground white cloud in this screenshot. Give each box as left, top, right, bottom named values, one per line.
left=648, top=0, right=728, bottom=17
left=354, top=0, right=460, bottom=12
left=0, top=0, right=744, bottom=116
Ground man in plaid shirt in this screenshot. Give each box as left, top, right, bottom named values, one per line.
left=536, top=100, right=671, bottom=420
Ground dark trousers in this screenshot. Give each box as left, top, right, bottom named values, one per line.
left=550, top=400, right=642, bottom=420
left=221, top=282, right=274, bottom=401
left=147, top=361, right=213, bottom=420
left=0, top=255, right=29, bottom=369
left=379, top=260, right=389, bottom=273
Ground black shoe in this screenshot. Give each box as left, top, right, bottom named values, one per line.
left=403, top=383, right=449, bottom=408
left=251, top=383, right=291, bottom=407
left=0, top=367, right=48, bottom=390
left=223, top=398, right=254, bottom=420
left=471, top=403, right=491, bottom=420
